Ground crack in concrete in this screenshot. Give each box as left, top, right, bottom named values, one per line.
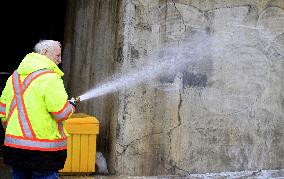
left=172, top=165, right=191, bottom=175
left=170, top=0, right=187, bottom=32
left=178, top=90, right=183, bottom=120
left=117, top=132, right=164, bottom=156
left=164, top=90, right=186, bottom=174
left=167, top=90, right=183, bottom=135
left=162, top=159, right=191, bottom=175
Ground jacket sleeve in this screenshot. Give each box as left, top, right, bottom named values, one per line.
left=0, top=77, right=11, bottom=128
left=0, top=97, right=6, bottom=119
left=44, top=74, right=75, bottom=122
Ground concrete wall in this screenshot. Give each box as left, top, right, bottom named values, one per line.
left=63, top=0, right=284, bottom=175
left=62, top=0, right=120, bottom=158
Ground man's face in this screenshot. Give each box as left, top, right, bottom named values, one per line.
left=45, top=44, right=62, bottom=65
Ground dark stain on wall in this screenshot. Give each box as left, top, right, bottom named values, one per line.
left=281, top=98, right=284, bottom=113
left=160, top=74, right=176, bottom=83
left=182, top=71, right=207, bottom=88
left=159, top=71, right=207, bottom=88
left=116, top=46, right=123, bottom=63
left=130, top=45, right=140, bottom=59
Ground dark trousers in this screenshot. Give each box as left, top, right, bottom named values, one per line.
left=11, top=167, right=58, bottom=179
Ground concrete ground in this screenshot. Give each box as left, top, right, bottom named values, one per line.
left=1, top=167, right=283, bottom=178
left=60, top=169, right=284, bottom=179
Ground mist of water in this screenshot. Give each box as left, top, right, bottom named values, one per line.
left=79, top=32, right=225, bottom=101
left=78, top=23, right=284, bottom=102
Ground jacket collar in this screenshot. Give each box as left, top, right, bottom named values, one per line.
left=17, top=52, right=64, bottom=77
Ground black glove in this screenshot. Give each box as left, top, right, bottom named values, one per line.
left=68, top=97, right=76, bottom=108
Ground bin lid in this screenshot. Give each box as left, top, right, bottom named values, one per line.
left=66, top=113, right=99, bottom=124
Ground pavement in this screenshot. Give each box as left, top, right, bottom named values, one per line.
left=60, top=169, right=284, bottom=179
left=1, top=166, right=284, bottom=179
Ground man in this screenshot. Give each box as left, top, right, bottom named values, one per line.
left=0, top=40, right=76, bottom=178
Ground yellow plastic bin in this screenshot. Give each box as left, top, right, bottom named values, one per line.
left=60, top=113, right=99, bottom=173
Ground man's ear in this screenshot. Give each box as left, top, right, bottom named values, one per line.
left=43, top=49, right=48, bottom=55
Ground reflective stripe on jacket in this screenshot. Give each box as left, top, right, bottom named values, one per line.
left=0, top=53, right=75, bottom=151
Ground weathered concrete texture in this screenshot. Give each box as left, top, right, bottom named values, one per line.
left=114, top=0, right=284, bottom=175
left=63, top=0, right=284, bottom=176
left=60, top=169, right=284, bottom=178
left=62, top=0, right=120, bottom=167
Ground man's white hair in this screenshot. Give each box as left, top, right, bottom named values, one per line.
left=34, top=40, right=61, bottom=54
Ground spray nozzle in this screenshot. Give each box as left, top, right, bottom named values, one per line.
left=75, top=97, right=80, bottom=104
left=70, top=96, right=80, bottom=105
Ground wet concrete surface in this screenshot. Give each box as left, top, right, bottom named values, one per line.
left=60, top=169, right=284, bottom=179
left=1, top=168, right=283, bottom=178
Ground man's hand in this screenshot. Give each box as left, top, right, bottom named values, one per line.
left=68, top=97, right=76, bottom=108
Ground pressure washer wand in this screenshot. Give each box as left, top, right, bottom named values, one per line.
left=69, top=96, right=81, bottom=106
left=75, top=97, right=80, bottom=104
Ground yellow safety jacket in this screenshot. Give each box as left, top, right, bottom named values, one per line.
left=0, top=52, right=75, bottom=151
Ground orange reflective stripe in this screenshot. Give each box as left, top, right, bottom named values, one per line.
left=6, top=69, right=69, bottom=150
left=58, top=122, right=66, bottom=139
left=0, top=102, right=5, bottom=115
left=21, top=70, right=55, bottom=93
left=51, top=101, right=75, bottom=122
left=5, top=134, right=67, bottom=151
left=9, top=70, right=55, bottom=139
left=7, top=100, right=16, bottom=119
left=12, top=72, right=35, bottom=138
left=8, top=70, right=55, bottom=119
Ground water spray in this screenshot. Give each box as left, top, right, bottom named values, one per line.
left=74, top=23, right=284, bottom=103
left=77, top=33, right=218, bottom=102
